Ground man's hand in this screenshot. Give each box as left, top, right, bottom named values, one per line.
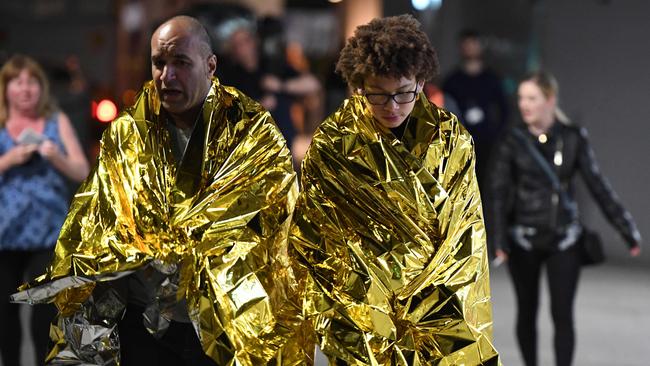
left=630, top=245, right=642, bottom=257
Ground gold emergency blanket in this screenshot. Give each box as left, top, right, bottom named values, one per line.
left=12, top=79, right=305, bottom=365
left=290, top=94, right=500, bottom=365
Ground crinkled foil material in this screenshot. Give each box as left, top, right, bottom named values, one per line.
left=290, top=94, right=500, bottom=365
left=12, top=79, right=305, bottom=365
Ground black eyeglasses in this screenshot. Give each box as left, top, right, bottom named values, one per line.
left=363, top=87, right=418, bottom=105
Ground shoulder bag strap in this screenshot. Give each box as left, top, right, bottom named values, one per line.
left=511, top=128, right=576, bottom=217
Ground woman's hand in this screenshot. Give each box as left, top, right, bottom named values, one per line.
left=38, top=140, right=61, bottom=161
left=493, top=248, right=509, bottom=267
left=6, top=144, right=38, bottom=166
left=630, top=245, right=641, bottom=257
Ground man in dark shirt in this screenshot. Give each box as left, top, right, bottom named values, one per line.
left=443, top=29, right=509, bottom=189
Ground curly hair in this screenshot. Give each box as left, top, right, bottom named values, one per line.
left=336, top=14, right=439, bottom=89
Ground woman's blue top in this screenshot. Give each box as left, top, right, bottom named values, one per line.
left=0, top=114, right=72, bottom=250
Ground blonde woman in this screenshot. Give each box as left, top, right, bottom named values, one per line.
left=490, top=71, right=641, bottom=366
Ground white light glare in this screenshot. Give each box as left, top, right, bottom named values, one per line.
left=412, top=0, right=443, bottom=11
left=412, top=0, right=430, bottom=10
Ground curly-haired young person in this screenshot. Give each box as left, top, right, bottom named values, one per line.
left=290, top=15, right=501, bottom=365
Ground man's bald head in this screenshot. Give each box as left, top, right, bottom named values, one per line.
left=150, top=15, right=217, bottom=125
left=153, top=15, right=213, bottom=57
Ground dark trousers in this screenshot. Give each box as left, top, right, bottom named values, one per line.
left=508, top=245, right=581, bottom=366
left=118, top=305, right=217, bottom=366
left=0, top=249, right=56, bottom=366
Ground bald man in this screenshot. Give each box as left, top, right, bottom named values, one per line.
left=151, top=15, right=215, bottom=129
left=12, top=15, right=306, bottom=366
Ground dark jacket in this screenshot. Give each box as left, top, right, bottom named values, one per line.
left=489, top=122, right=641, bottom=252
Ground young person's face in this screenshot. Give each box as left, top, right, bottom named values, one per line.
left=361, top=75, right=423, bottom=129
left=518, top=80, right=556, bottom=126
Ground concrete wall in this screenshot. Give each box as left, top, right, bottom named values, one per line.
left=541, top=0, right=650, bottom=265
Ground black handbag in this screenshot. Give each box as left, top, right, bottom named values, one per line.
left=578, top=227, right=606, bottom=266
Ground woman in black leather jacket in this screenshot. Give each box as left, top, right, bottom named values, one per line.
left=489, top=71, right=641, bottom=366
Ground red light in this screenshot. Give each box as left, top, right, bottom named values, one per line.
left=93, top=99, right=117, bottom=122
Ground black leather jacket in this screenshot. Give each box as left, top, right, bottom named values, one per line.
left=488, top=122, right=641, bottom=251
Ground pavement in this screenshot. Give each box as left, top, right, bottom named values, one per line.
left=4, top=263, right=648, bottom=366
left=490, top=263, right=650, bottom=366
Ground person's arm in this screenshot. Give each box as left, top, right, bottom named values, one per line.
left=262, top=73, right=321, bottom=96
left=576, top=127, right=642, bottom=252
left=0, top=144, right=39, bottom=173
left=489, top=132, right=515, bottom=258
left=38, top=112, right=90, bottom=182
left=283, top=73, right=320, bottom=95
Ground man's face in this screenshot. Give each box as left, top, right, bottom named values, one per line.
left=151, top=26, right=216, bottom=117
left=460, top=37, right=482, bottom=60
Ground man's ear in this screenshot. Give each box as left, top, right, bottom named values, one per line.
left=416, top=80, right=425, bottom=92
left=207, top=54, right=217, bottom=76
